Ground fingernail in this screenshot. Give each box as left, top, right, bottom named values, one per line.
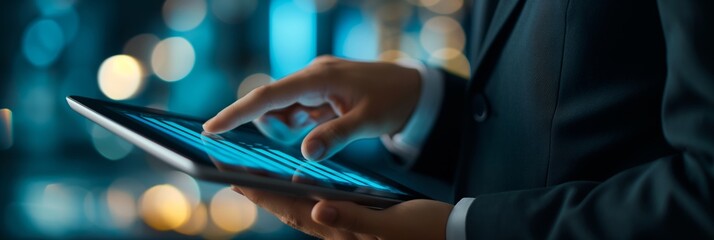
left=315, top=206, right=337, bottom=224
left=202, top=118, right=214, bottom=131
left=305, top=139, right=325, bottom=161
left=292, top=110, right=309, bottom=126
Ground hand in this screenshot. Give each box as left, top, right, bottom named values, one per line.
left=233, top=186, right=453, bottom=240
left=203, top=56, right=422, bottom=161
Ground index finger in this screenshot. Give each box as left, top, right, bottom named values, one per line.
left=203, top=71, right=325, bottom=133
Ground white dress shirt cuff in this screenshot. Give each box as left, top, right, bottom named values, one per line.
left=446, top=197, right=475, bottom=240
left=381, top=60, right=444, bottom=167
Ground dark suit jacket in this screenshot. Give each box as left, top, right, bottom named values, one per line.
left=412, top=0, right=714, bottom=238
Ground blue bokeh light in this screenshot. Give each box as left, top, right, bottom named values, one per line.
left=333, top=6, right=377, bottom=60
left=269, top=0, right=317, bottom=79
left=22, top=19, right=65, bottom=67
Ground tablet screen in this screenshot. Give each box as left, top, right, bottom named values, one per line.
left=109, top=107, right=410, bottom=198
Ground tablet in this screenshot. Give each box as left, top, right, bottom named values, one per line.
left=67, top=96, right=426, bottom=208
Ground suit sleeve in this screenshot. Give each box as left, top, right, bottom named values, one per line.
left=462, top=1, right=714, bottom=238
left=407, top=71, right=469, bottom=183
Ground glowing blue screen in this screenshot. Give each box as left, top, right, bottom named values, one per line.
left=123, top=112, right=405, bottom=195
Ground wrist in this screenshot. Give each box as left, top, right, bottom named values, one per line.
left=392, top=65, right=422, bottom=135
left=381, top=61, right=444, bottom=164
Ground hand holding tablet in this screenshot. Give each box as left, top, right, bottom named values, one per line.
left=67, top=96, right=427, bottom=208
left=67, top=57, right=452, bottom=239
left=194, top=58, right=450, bottom=239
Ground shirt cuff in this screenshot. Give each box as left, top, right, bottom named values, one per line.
left=446, top=197, right=475, bottom=240
left=380, top=59, right=444, bottom=167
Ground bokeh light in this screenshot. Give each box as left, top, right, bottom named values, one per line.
left=167, top=171, right=201, bottom=208
left=378, top=50, right=410, bottom=62
left=270, top=0, right=317, bottom=78
left=424, top=0, right=463, bottom=15
left=238, top=73, right=273, bottom=99
left=209, top=187, right=258, bottom=233
left=139, top=184, right=191, bottom=231
left=431, top=47, right=461, bottom=60
left=22, top=19, right=65, bottom=67
left=0, top=109, right=12, bottom=150
left=151, top=37, right=196, bottom=82
left=201, top=214, right=239, bottom=239
left=162, top=0, right=207, bottom=32
left=83, top=192, right=96, bottom=225
left=211, top=0, right=257, bottom=24
left=109, top=178, right=145, bottom=197
left=343, top=23, right=379, bottom=60
left=35, top=0, right=75, bottom=16
left=90, top=124, right=134, bottom=161
left=428, top=48, right=471, bottom=78
left=399, top=33, right=426, bottom=59
left=105, top=178, right=144, bottom=229
left=23, top=183, right=87, bottom=236
left=175, top=203, right=208, bottom=236
left=419, top=0, right=440, bottom=7
left=98, top=54, right=144, bottom=100
left=42, top=184, right=76, bottom=221
left=333, top=7, right=378, bottom=60
left=420, top=16, right=465, bottom=54
left=106, top=188, right=138, bottom=228
left=123, top=34, right=160, bottom=77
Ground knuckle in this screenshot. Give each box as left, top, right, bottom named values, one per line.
left=316, top=58, right=345, bottom=74
left=314, top=55, right=336, bottom=63
left=250, top=85, right=275, bottom=107
left=250, top=85, right=271, bottom=98
left=317, top=61, right=339, bottom=77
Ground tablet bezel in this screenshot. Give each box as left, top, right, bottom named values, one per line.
left=67, top=96, right=427, bottom=208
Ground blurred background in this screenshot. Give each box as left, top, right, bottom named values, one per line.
left=0, top=0, right=470, bottom=238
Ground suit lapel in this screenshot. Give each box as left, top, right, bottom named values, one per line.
left=470, top=0, right=524, bottom=82
left=455, top=0, right=523, bottom=199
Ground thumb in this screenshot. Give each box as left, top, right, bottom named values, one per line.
left=301, top=113, right=363, bottom=161
left=311, top=200, right=385, bottom=234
